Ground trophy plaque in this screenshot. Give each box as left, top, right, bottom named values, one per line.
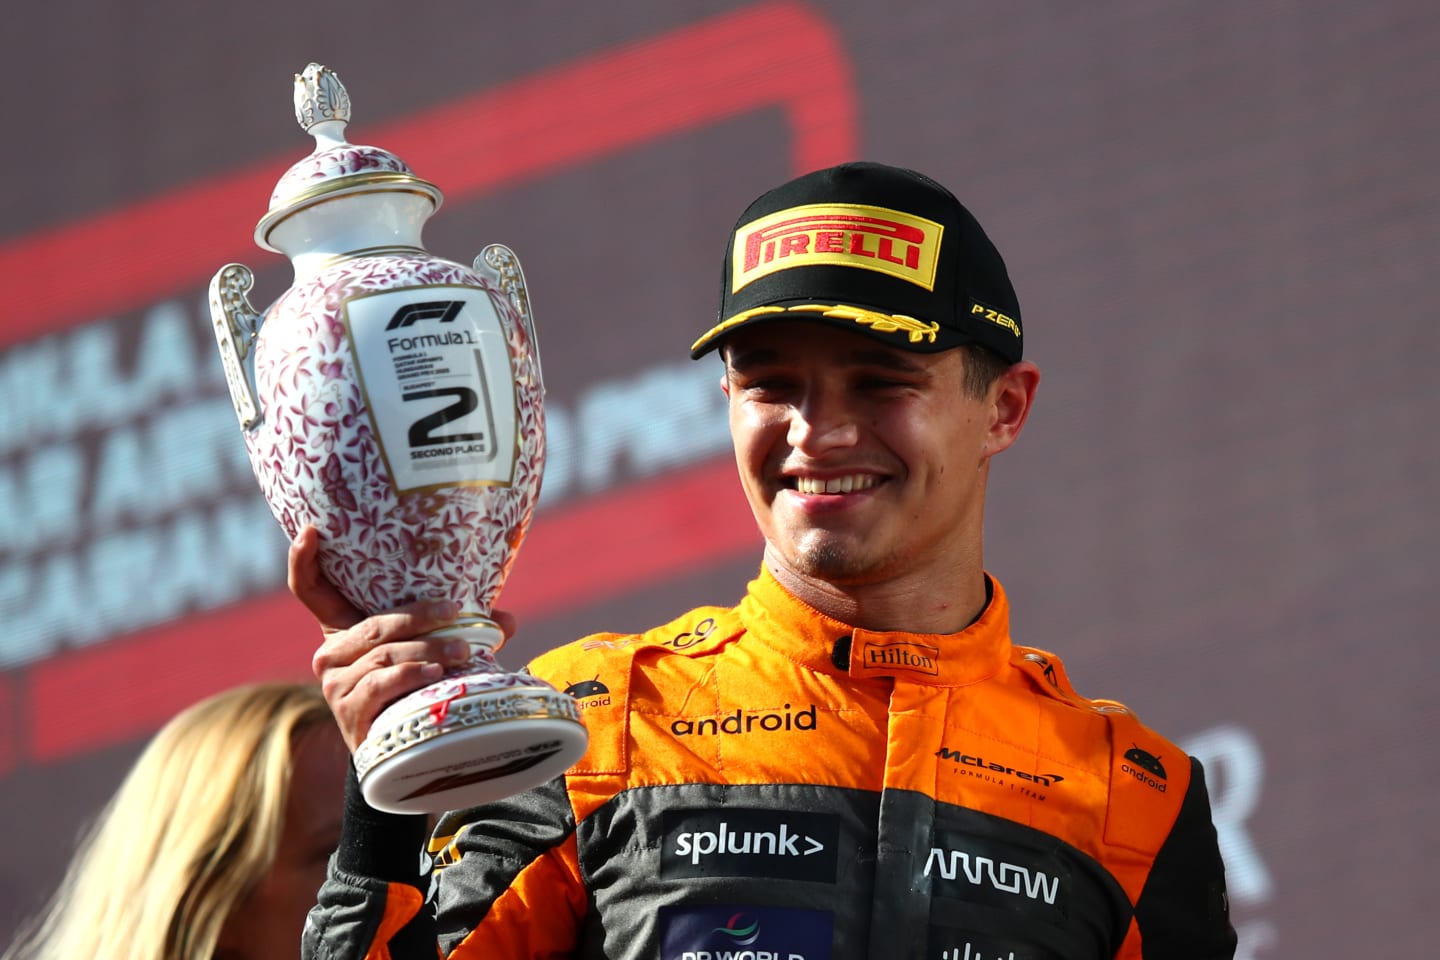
left=209, top=64, right=587, bottom=814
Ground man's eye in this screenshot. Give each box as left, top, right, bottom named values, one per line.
left=742, top=378, right=790, bottom=394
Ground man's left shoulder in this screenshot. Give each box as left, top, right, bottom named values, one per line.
left=1010, top=644, right=1196, bottom=851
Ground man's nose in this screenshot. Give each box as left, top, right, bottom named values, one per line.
left=787, top=389, right=860, bottom=452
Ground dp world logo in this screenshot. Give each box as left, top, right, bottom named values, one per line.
left=661, top=904, right=832, bottom=960
left=714, top=912, right=761, bottom=946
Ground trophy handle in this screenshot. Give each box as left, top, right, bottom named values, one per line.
left=475, top=244, right=543, bottom=395
left=209, top=263, right=265, bottom=431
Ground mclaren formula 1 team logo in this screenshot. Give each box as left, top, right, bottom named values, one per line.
left=732, top=202, right=943, bottom=292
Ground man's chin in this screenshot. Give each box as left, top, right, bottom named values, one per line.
left=789, top=540, right=886, bottom=585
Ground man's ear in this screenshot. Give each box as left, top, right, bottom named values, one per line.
left=717, top=348, right=732, bottom=397
left=984, top=360, right=1040, bottom=457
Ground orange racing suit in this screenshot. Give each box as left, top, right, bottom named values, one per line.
left=303, top=570, right=1236, bottom=959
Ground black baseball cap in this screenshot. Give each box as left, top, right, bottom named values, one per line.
left=690, top=162, right=1022, bottom=363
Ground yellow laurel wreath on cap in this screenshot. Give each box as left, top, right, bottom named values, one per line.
left=693, top=304, right=939, bottom=352
left=788, top=304, right=940, bottom=344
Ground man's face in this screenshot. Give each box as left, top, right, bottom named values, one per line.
left=722, top=318, right=1001, bottom=589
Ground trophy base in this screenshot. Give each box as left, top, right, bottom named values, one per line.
left=355, top=661, right=588, bottom=814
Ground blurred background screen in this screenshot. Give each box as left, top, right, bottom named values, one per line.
left=1, top=2, right=1434, bottom=954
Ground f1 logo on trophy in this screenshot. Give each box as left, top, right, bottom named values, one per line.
left=209, top=64, right=587, bottom=813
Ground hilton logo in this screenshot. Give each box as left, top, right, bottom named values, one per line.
left=855, top=638, right=940, bottom=677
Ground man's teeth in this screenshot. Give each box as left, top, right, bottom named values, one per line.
left=794, top=475, right=878, bottom=495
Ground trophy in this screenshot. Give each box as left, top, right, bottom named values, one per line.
left=209, top=64, right=587, bottom=814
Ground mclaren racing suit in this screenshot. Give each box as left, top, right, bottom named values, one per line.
left=304, top=570, right=1236, bottom=959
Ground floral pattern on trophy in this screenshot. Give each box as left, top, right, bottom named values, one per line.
left=210, top=63, right=586, bottom=813
left=250, top=254, right=542, bottom=628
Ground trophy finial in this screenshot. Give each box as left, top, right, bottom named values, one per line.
left=294, top=63, right=352, bottom=140
left=258, top=63, right=441, bottom=255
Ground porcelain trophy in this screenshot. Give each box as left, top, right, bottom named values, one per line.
left=209, top=64, right=586, bottom=814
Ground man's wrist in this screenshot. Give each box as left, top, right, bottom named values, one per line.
left=335, top=763, right=431, bottom=888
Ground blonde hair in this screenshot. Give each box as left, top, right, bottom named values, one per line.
left=3, top=682, right=335, bottom=960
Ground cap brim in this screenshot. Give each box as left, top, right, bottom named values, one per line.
left=690, top=301, right=968, bottom=358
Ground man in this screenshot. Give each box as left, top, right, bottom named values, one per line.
left=296, top=162, right=1237, bottom=959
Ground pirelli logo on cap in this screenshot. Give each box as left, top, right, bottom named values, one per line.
left=732, top=203, right=944, bottom=293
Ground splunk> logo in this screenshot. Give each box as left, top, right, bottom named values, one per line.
left=674, top=821, right=825, bottom=863
left=385, top=300, right=466, bottom=329
left=662, top=809, right=840, bottom=883
left=1122, top=745, right=1168, bottom=792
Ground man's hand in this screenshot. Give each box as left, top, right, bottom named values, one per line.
left=288, top=525, right=472, bottom=753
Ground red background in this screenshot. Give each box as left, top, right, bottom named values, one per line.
left=2, top=3, right=1434, bottom=954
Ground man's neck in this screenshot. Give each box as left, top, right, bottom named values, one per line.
left=762, top=549, right=991, bottom=636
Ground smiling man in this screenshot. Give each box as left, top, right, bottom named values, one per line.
left=296, top=162, right=1237, bottom=959
left=718, top=322, right=1014, bottom=619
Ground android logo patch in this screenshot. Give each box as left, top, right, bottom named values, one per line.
left=1123, top=746, right=1167, bottom=779
left=565, top=678, right=611, bottom=706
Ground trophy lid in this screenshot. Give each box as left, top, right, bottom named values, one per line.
left=255, top=63, right=443, bottom=253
